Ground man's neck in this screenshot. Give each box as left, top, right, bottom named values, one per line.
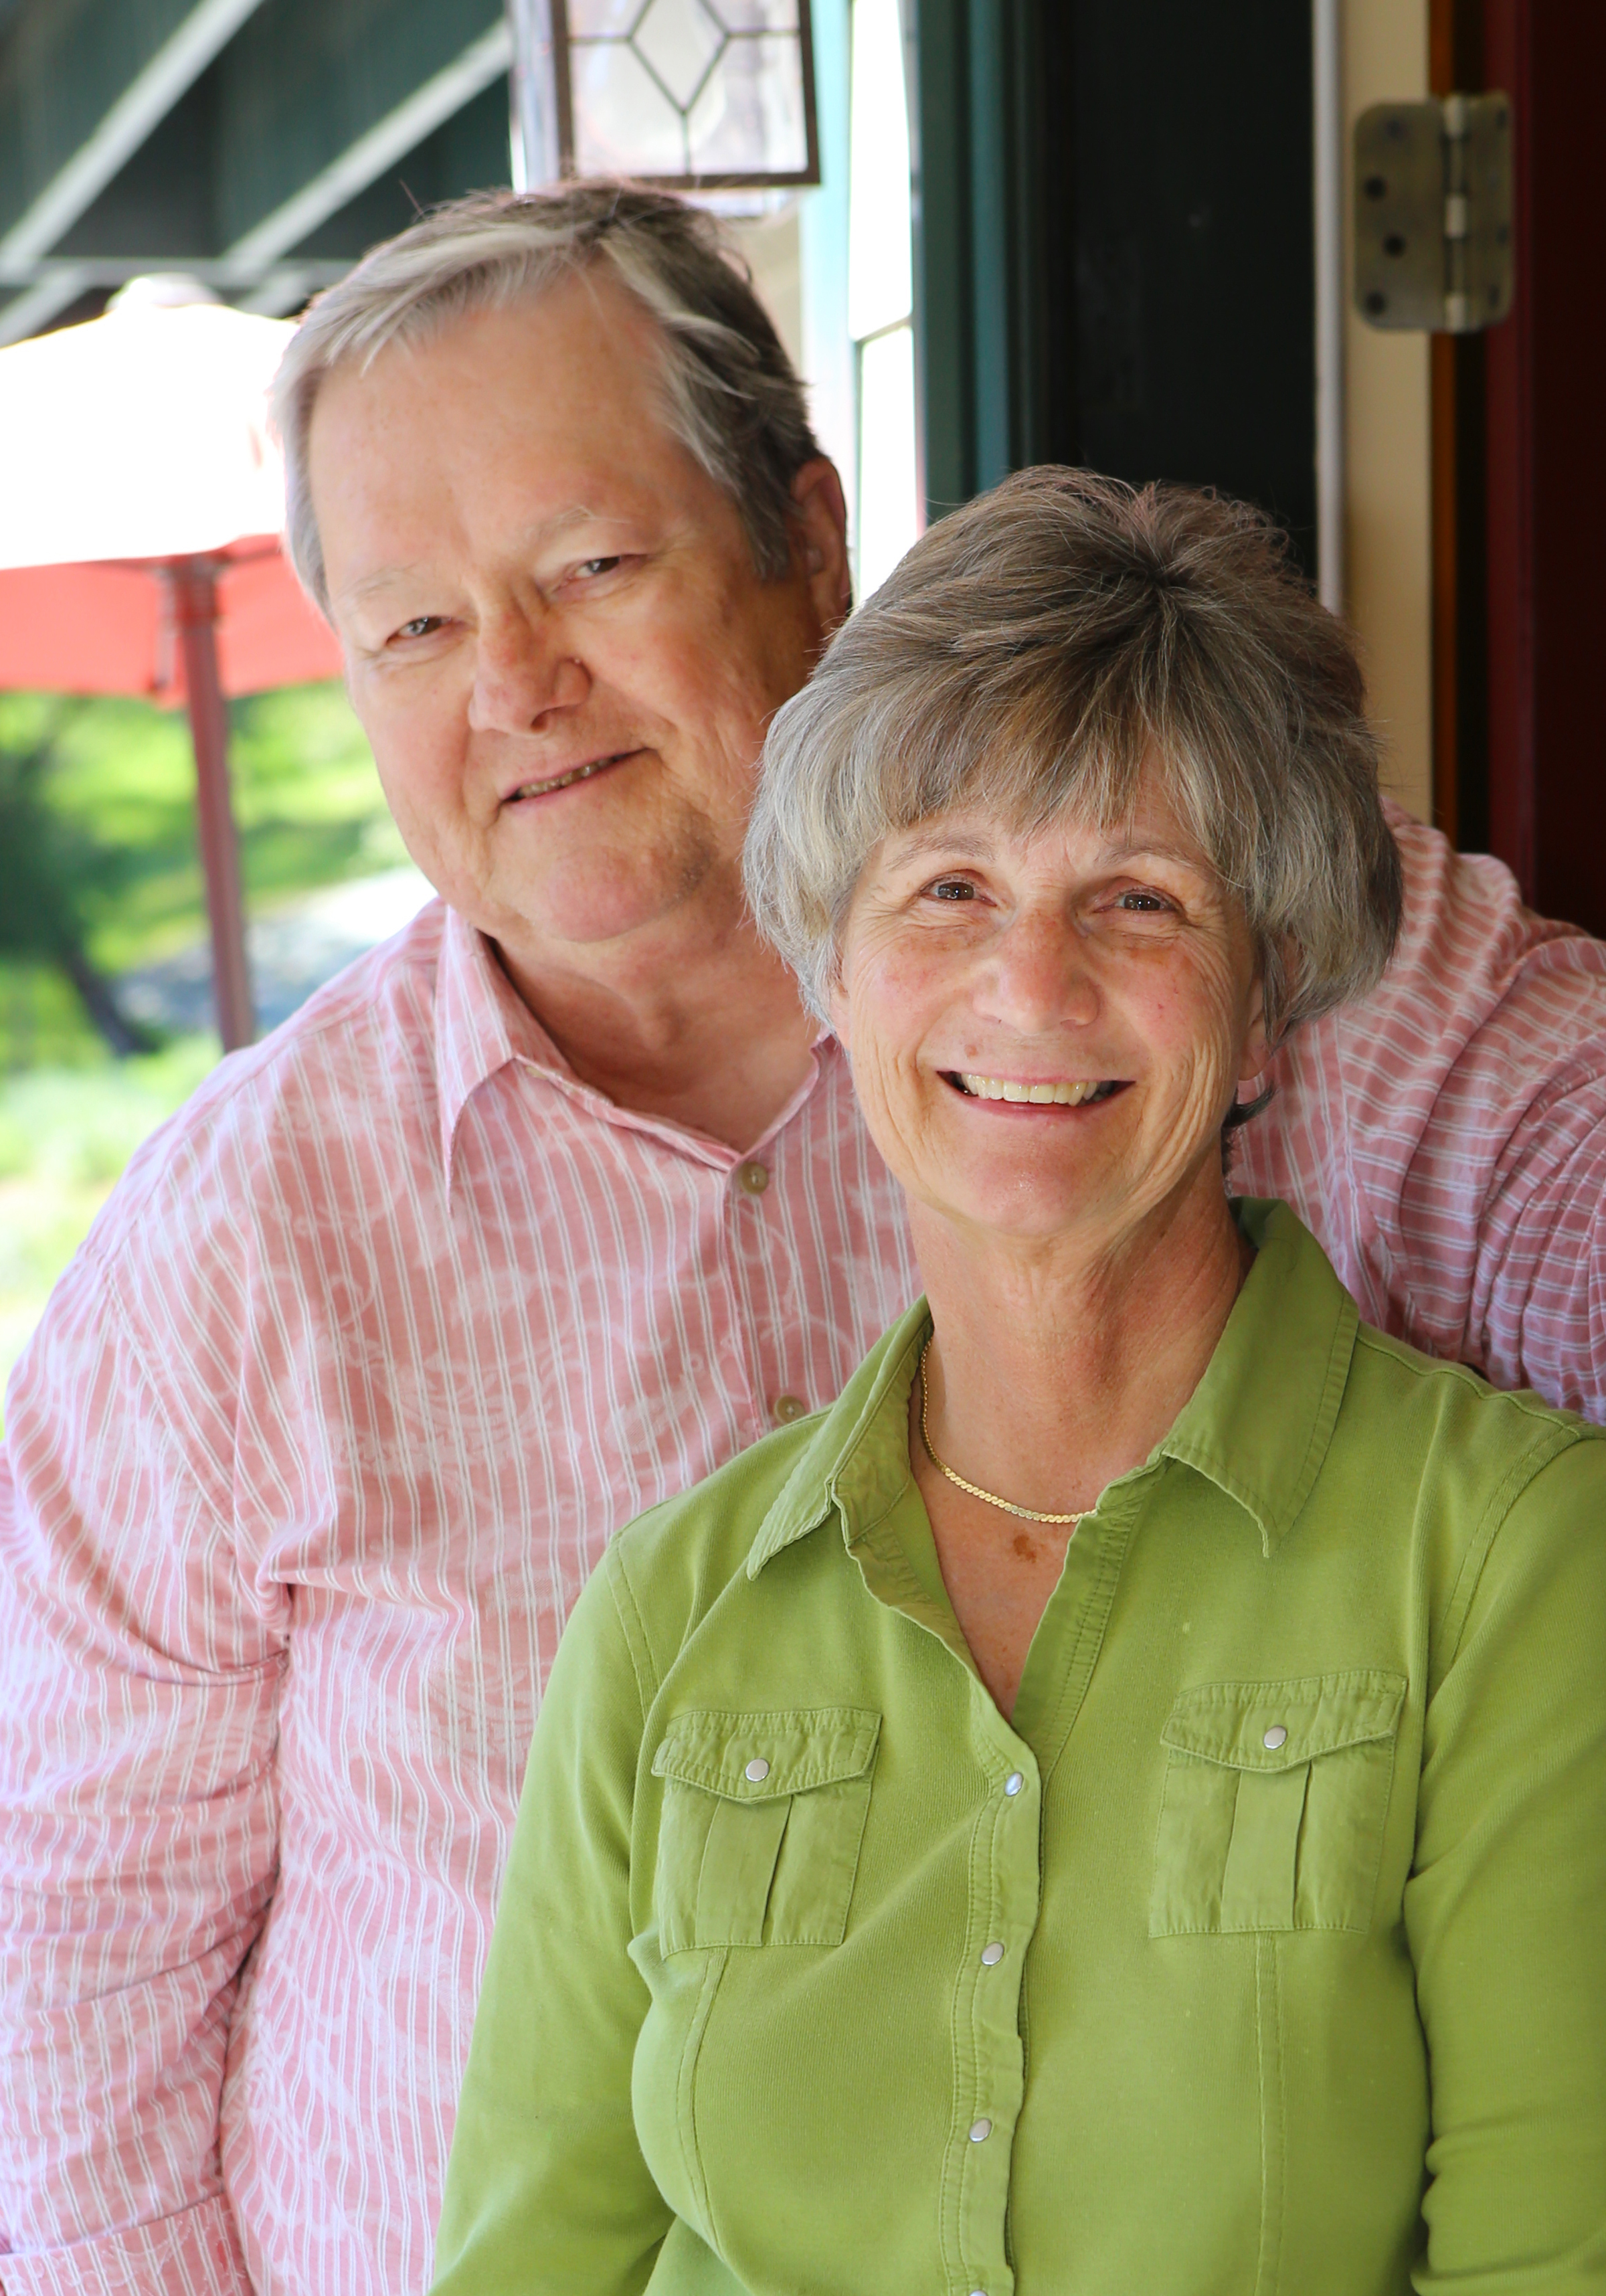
left=494, top=907, right=820, bottom=1155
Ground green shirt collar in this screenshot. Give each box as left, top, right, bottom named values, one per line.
left=746, top=1199, right=1359, bottom=1579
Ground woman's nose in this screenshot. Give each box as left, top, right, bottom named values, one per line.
left=468, top=611, right=590, bottom=733
left=984, top=913, right=1101, bottom=1030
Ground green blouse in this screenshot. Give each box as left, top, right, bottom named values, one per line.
left=433, top=1201, right=1606, bottom=2295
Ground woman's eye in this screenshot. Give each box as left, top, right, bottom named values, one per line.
left=1116, top=889, right=1171, bottom=913
left=926, top=877, right=978, bottom=903
left=574, top=556, right=624, bottom=580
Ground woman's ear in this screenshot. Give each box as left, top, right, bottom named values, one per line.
left=1236, top=957, right=1275, bottom=1096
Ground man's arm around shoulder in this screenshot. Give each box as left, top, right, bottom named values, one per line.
left=1239, top=802, right=1606, bottom=1417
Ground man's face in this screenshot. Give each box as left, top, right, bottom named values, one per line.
left=308, top=273, right=849, bottom=969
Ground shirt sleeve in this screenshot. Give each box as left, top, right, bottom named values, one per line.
left=431, top=1547, right=671, bottom=2296
left=0, top=1243, right=284, bottom=2296
left=1235, top=804, right=1606, bottom=1419
left=1404, top=1432, right=1606, bottom=2284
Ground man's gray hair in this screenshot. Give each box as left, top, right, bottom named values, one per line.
left=271, top=183, right=822, bottom=613
left=745, top=468, right=1402, bottom=1044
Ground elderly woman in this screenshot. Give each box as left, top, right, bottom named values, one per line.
left=432, top=472, right=1606, bottom=2294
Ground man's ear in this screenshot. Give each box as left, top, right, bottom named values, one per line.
left=790, top=458, right=852, bottom=638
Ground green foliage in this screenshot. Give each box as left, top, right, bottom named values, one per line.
left=0, top=679, right=403, bottom=1061
left=0, top=677, right=408, bottom=1411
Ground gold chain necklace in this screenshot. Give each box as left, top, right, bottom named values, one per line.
left=918, top=1339, right=1092, bottom=1528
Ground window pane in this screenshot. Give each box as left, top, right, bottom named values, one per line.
left=688, top=34, right=810, bottom=175
left=633, top=0, right=727, bottom=110
left=856, top=321, right=917, bottom=598
left=846, top=0, right=911, bottom=340
left=569, top=41, right=689, bottom=173
left=711, top=0, right=799, bottom=29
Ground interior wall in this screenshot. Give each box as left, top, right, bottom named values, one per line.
left=1344, top=0, right=1433, bottom=822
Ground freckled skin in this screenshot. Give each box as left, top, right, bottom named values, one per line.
left=830, top=777, right=1272, bottom=1714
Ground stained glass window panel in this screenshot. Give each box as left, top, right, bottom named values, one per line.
left=570, top=39, right=689, bottom=175
left=633, top=0, right=727, bottom=110
left=543, top=0, right=818, bottom=187
left=687, top=35, right=810, bottom=177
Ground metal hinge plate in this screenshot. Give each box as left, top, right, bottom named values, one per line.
left=1354, top=93, right=1513, bottom=333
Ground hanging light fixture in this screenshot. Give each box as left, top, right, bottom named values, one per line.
left=509, top=0, right=818, bottom=191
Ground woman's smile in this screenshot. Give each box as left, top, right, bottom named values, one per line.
left=944, top=1072, right=1128, bottom=1108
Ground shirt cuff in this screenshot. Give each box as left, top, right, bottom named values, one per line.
left=0, top=2197, right=251, bottom=2296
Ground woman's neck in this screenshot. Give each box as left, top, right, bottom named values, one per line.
left=911, top=1174, right=1252, bottom=1520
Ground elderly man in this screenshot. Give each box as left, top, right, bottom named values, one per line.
left=1, top=183, right=1604, bottom=2296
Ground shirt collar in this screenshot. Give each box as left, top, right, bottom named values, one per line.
left=433, top=907, right=575, bottom=1183
left=745, top=1198, right=1360, bottom=1578
left=432, top=903, right=842, bottom=1188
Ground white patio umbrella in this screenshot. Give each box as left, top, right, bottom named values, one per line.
left=0, top=282, right=341, bottom=1051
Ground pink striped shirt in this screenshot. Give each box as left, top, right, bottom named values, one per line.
left=2, top=802, right=1605, bottom=2295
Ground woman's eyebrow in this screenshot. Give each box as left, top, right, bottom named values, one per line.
left=884, top=829, right=998, bottom=869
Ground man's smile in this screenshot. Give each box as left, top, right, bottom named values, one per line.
left=503, top=749, right=638, bottom=804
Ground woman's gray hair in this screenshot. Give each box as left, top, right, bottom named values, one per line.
left=745, top=468, right=1402, bottom=1044
left=271, top=183, right=822, bottom=612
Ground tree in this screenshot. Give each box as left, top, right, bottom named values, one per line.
left=0, top=706, right=159, bottom=1057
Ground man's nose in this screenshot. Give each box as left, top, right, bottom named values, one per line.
left=468, top=608, right=590, bottom=733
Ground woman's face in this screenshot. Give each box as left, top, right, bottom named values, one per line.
left=829, top=770, right=1271, bottom=1257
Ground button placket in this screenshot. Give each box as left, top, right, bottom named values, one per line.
left=948, top=1734, right=1040, bottom=2296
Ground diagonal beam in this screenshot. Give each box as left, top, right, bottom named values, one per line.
left=0, top=0, right=268, bottom=267
left=221, top=20, right=511, bottom=273
left=0, top=266, right=97, bottom=346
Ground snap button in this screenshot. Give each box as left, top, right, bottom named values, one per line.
left=772, top=1393, right=807, bottom=1424
left=744, top=1757, right=770, bottom=1782
left=980, top=1941, right=1005, bottom=1966
left=735, top=1159, right=770, bottom=1195
left=1003, top=1771, right=1024, bottom=1797
left=968, top=2117, right=992, bottom=2143
left=1262, top=1724, right=1289, bottom=1750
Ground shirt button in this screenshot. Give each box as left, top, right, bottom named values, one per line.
left=735, top=1159, right=770, bottom=1195
left=968, top=2117, right=992, bottom=2143
left=1263, top=1724, right=1289, bottom=1750
left=980, top=1941, right=1005, bottom=1965
left=772, top=1393, right=807, bottom=1424
left=1003, top=1771, right=1024, bottom=1797
left=744, top=1757, right=770, bottom=1782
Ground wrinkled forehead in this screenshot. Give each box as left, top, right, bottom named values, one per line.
left=306, top=270, right=686, bottom=501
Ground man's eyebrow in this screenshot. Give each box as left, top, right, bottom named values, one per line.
left=333, top=507, right=609, bottom=608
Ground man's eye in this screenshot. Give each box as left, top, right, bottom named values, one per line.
left=393, top=616, right=443, bottom=642
left=574, top=556, right=624, bottom=580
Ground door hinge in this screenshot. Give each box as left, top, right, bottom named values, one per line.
left=1354, top=93, right=1513, bottom=333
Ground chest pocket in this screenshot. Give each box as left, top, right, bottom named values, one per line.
left=1149, top=1670, right=1406, bottom=1937
left=651, top=1706, right=881, bottom=1955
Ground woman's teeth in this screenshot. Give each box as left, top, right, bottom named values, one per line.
left=958, top=1075, right=1111, bottom=1105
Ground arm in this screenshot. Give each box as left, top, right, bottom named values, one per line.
left=0, top=1246, right=284, bottom=2296
left=1405, top=1435, right=1606, bottom=2284
left=1235, top=804, right=1606, bottom=1417
left=431, top=1547, right=671, bottom=2296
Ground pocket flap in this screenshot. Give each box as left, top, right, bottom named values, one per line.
left=1161, top=1669, right=1406, bottom=1772
left=652, top=1706, right=881, bottom=1800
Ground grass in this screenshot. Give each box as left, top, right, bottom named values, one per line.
left=0, top=679, right=408, bottom=1421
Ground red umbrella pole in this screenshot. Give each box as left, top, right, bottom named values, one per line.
left=165, top=557, right=254, bottom=1052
